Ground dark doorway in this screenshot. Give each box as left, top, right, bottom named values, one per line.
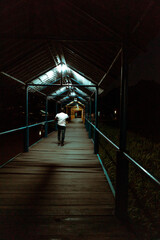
left=75, top=111, right=82, bottom=118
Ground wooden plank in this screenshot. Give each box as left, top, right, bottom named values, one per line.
left=15, top=153, right=98, bottom=159
left=0, top=184, right=111, bottom=193
left=6, top=159, right=99, bottom=165
left=0, top=205, right=114, bottom=216
left=0, top=167, right=103, bottom=174
left=0, top=177, right=108, bottom=184
left=0, top=192, right=114, bottom=206
left=0, top=172, right=105, bottom=179
left=0, top=216, right=136, bottom=240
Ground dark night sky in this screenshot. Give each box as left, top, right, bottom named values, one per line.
left=129, top=33, right=160, bottom=86
left=99, top=33, right=160, bottom=141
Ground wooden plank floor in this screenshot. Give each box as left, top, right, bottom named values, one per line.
left=0, top=118, right=136, bottom=240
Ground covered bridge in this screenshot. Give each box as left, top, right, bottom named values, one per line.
left=0, top=1, right=160, bottom=239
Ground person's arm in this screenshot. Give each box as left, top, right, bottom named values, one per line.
left=66, top=114, right=70, bottom=122
left=55, top=114, right=58, bottom=122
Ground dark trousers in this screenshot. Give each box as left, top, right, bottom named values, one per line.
left=57, top=125, right=66, bottom=144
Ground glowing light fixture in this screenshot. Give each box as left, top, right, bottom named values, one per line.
left=39, top=74, right=47, bottom=82
left=57, top=64, right=68, bottom=73
left=70, top=91, right=76, bottom=96
left=46, top=70, right=54, bottom=78
left=32, top=79, right=41, bottom=84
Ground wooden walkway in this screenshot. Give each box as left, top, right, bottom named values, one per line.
left=0, top=119, right=136, bottom=240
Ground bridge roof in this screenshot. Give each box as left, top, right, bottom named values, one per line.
left=0, top=0, right=160, bottom=104
left=28, top=64, right=103, bottom=104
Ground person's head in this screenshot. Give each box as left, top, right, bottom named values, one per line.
left=61, top=108, right=65, bottom=112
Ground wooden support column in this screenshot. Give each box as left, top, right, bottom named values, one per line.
left=24, top=86, right=29, bottom=152
left=115, top=34, right=129, bottom=220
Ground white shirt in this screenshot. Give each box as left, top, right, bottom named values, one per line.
left=55, top=112, right=69, bottom=126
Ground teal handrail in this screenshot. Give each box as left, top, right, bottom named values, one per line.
left=47, top=119, right=55, bottom=123
left=88, top=119, right=120, bottom=150
left=0, top=126, right=27, bottom=135
left=86, top=118, right=160, bottom=187
left=123, top=152, right=160, bottom=186
left=0, top=120, right=55, bottom=136
left=0, top=119, right=55, bottom=168
left=28, top=121, right=45, bottom=128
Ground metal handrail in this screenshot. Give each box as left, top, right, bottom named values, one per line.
left=123, top=152, right=160, bottom=186
left=0, top=120, right=55, bottom=136
left=86, top=118, right=160, bottom=187
left=28, top=121, right=45, bottom=128
left=0, top=126, right=27, bottom=136
left=88, top=119, right=120, bottom=150
left=47, top=119, right=55, bottom=123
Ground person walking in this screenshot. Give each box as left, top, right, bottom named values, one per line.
left=55, top=108, right=69, bottom=146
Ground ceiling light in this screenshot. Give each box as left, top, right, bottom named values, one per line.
left=46, top=70, right=54, bottom=78
left=70, top=92, right=76, bottom=96
left=57, top=64, right=68, bottom=73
